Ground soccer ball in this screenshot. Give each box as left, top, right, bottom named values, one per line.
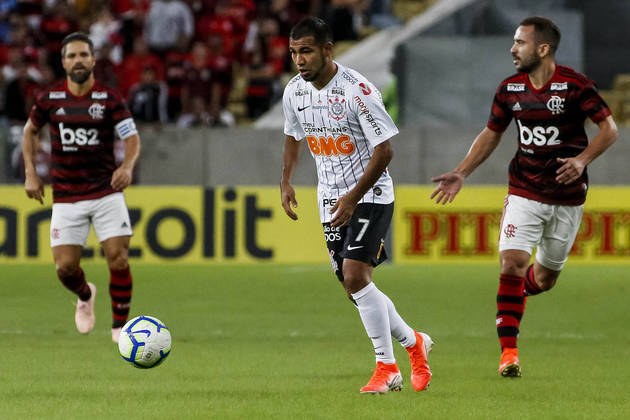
left=118, top=315, right=171, bottom=369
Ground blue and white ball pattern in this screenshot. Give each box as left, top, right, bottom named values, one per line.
left=118, top=316, right=171, bottom=368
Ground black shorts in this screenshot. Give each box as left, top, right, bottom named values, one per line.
left=323, top=202, right=394, bottom=282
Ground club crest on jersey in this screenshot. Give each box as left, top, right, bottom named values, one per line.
left=546, top=95, right=565, bottom=115
left=328, top=96, right=346, bottom=121
left=88, top=103, right=105, bottom=120
left=507, top=83, right=526, bottom=92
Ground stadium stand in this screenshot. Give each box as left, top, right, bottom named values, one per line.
left=0, top=0, right=419, bottom=128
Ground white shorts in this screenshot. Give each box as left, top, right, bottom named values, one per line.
left=498, top=194, right=583, bottom=271
left=50, top=192, right=133, bottom=247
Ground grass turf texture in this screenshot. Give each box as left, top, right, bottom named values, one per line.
left=1, top=264, right=629, bottom=419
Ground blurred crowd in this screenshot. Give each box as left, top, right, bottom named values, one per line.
left=0, top=0, right=398, bottom=126
left=0, top=0, right=398, bottom=181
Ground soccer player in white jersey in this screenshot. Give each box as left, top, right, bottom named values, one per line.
left=280, top=17, right=433, bottom=394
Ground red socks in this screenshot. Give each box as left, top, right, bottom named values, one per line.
left=496, top=274, right=525, bottom=349
left=524, top=264, right=543, bottom=296
left=110, top=266, right=133, bottom=328
left=58, top=267, right=91, bottom=301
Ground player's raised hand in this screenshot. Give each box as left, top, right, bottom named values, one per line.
left=111, top=166, right=133, bottom=191
left=281, top=183, right=298, bottom=220
left=25, top=173, right=44, bottom=204
left=556, top=157, right=585, bottom=184
left=430, top=171, right=465, bottom=204
left=330, top=193, right=358, bottom=227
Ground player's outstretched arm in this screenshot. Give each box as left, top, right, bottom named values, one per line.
left=556, top=115, right=618, bottom=185
left=431, top=127, right=502, bottom=204
left=281, top=135, right=302, bottom=220
left=22, top=119, right=44, bottom=204
left=330, top=140, right=393, bottom=227
left=111, top=134, right=141, bottom=191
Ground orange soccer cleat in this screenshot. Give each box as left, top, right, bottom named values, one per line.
left=499, top=347, right=521, bottom=377
left=75, top=282, right=96, bottom=334
left=359, top=362, right=403, bottom=394
left=406, top=331, right=433, bottom=391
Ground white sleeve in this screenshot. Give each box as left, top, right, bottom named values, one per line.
left=282, top=86, right=306, bottom=141
left=350, top=81, right=399, bottom=147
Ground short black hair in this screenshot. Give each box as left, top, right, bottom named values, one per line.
left=61, top=32, right=94, bottom=57
left=520, top=16, right=561, bottom=54
left=290, top=17, right=333, bottom=45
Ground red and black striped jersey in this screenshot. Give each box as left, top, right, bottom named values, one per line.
left=487, top=65, right=611, bottom=205
left=29, top=80, right=137, bottom=203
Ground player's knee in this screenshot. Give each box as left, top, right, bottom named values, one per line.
left=342, top=271, right=362, bottom=292
left=500, top=258, right=529, bottom=276
left=106, top=250, right=129, bottom=270
left=56, top=262, right=80, bottom=279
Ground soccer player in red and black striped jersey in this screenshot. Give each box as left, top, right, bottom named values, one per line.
left=22, top=32, right=141, bottom=343
left=430, top=17, right=618, bottom=377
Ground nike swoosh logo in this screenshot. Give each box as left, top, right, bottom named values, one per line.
left=297, top=105, right=310, bottom=112
left=347, top=245, right=364, bottom=251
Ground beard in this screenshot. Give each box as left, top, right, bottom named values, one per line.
left=514, top=53, right=542, bottom=74
left=68, top=67, right=92, bottom=84
left=301, top=60, right=326, bottom=82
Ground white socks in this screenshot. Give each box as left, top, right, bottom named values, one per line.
left=382, top=292, right=416, bottom=348
left=352, top=282, right=416, bottom=364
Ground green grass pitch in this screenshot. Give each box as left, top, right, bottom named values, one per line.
left=1, top=264, right=629, bottom=419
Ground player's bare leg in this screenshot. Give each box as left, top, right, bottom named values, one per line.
left=53, top=245, right=96, bottom=334
left=524, top=262, right=561, bottom=295
left=102, top=236, right=133, bottom=342
left=497, top=249, right=530, bottom=377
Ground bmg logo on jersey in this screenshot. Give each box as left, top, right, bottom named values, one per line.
left=306, top=135, right=355, bottom=156
left=59, top=122, right=99, bottom=150
left=517, top=119, right=561, bottom=146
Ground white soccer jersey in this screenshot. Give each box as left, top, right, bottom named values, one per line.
left=283, top=62, right=398, bottom=222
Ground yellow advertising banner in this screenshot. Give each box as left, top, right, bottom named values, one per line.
left=0, top=186, right=328, bottom=264
left=394, top=185, right=630, bottom=264
left=2, top=185, right=629, bottom=264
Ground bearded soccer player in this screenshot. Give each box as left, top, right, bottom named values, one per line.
left=280, top=17, right=432, bottom=394
left=22, top=32, right=141, bottom=343
left=431, top=17, right=618, bottom=377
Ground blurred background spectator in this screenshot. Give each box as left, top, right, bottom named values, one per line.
left=144, top=0, right=194, bottom=57
left=178, top=41, right=227, bottom=127
left=128, top=65, right=169, bottom=125
left=118, top=36, right=164, bottom=98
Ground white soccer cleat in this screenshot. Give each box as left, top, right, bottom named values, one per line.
left=112, top=327, right=122, bottom=343
left=75, top=282, right=96, bottom=334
